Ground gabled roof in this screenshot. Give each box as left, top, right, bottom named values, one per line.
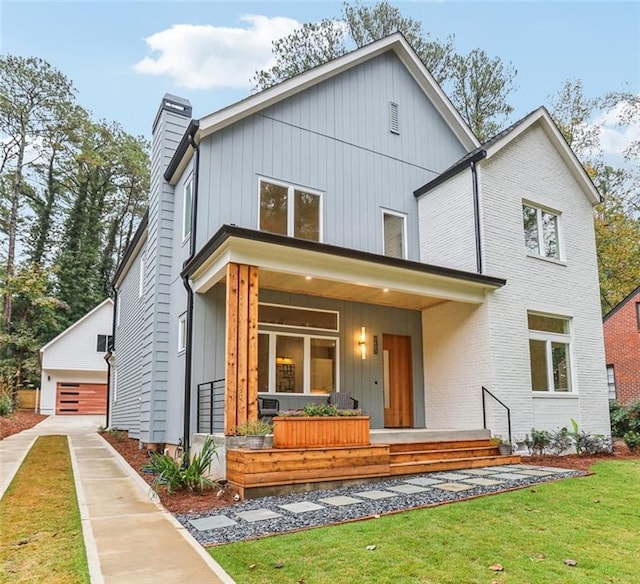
left=166, top=33, right=480, bottom=184
left=415, top=107, right=602, bottom=206
left=603, top=285, right=640, bottom=322
left=39, top=298, right=113, bottom=355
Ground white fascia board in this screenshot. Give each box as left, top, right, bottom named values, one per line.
left=484, top=108, right=601, bottom=206
left=168, top=146, right=195, bottom=187
left=190, top=237, right=495, bottom=304
left=196, top=34, right=479, bottom=150
left=113, top=231, right=148, bottom=288
left=41, top=367, right=107, bottom=373
left=39, top=299, right=114, bottom=353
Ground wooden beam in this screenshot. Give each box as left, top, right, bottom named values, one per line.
left=247, top=266, right=259, bottom=421
left=236, top=265, right=249, bottom=425
left=225, top=263, right=239, bottom=434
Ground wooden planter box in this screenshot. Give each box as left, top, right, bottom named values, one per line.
left=273, top=416, right=370, bottom=448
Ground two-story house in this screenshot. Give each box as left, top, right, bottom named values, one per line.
left=110, top=34, right=610, bottom=488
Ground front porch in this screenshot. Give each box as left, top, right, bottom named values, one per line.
left=225, top=428, right=520, bottom=499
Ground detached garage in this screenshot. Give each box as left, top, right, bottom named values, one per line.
left=39, top=299, right=113, bottom=415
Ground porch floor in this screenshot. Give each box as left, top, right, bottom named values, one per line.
left=227, top=430, right=520, bottom=499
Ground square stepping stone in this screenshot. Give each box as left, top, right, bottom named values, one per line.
left=535, top=466, right=570, bottom=473
left=431, top=472, right=472, bottom=481
left=433, top=482, right=475, bottom=492
left=463, top=469, right=500, bottom=476
left=318, top=495, right=363, bottom=507
left=461, top=477, right=503, bottom=486
left=492, top=472, right=530, bottom=480
left=387, top=484, right=430, bottom=494
left=190, top=515, right=237, bottom=531
left=236, top=509, right=283, bottom=522
left=516, top=469, right=557, bottom=477
left=405, top=477, right=443, bottom=487
left=514, top=464, right=543, bottom=470
left=279, top=502, right=326, bottom=514
left=353, top=490, right=398, bottom=500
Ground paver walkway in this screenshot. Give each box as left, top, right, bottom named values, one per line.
left=179, top=464, right=585, bottom=546
left=0, top=416, right=234, bottom=584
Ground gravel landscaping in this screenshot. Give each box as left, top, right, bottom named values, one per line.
left=177, top=465, right=586, bottom=546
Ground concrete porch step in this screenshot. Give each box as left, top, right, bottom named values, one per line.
left=390, top=454, right=521, bottom=476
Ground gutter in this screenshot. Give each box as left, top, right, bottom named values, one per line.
left=471, top=160, right=483, bottom=274
left=105, top=285, right=118, bottom=428
left=181, top=121, right=200, bottom=451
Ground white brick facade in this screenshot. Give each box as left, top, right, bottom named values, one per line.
left=418, top=119, right=610, bottom=441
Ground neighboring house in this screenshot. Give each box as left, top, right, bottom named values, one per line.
left=603, top=286, right=640, bottom=404
left=39, top=299, right=113, bottom=415
left=110, top=34, right=609, bottom=465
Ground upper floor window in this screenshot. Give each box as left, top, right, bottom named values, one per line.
left=183, top=178, right=193, bottom=241
left=528, top=313, right=572, bottom=393
left=97, top=334, right=113, bottom=353
left=523, top=203, right=560, bottom=259
left=138, top=255, right=145, bottom=298
left=382, top=210, right=407, bottom=259
left=259, top=178, right=321, bottom=242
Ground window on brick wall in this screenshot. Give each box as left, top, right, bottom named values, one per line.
left=523, top=203, right=560, bottom=260
left=606, top=365, right=616, bottom=399
left=636, top=302, right=640, bottom=330
left=528, top=313, right=572, bottom=392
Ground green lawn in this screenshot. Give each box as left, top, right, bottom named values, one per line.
left=0, top=436, right=89, bottom=584
left=211, top=460, right=640, bottom=583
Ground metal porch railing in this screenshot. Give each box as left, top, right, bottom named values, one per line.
left=482, top=386, right=512, bottom=445
left=197, top=378, right=225, bottom=434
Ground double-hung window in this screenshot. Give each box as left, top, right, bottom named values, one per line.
left=606, top=365, right=616, bottom=399
left=259, top=178, right=322, bottom=242
left=523, top=203, right=560, bottom=259
left=96, top=334, right=112, bottom=353
left=258, top=304, right=338, bottom=395
left=528, top=313, right=572, bottom=392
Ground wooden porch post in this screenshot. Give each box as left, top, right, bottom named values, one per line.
left=225, top=263, right=259, bottom=435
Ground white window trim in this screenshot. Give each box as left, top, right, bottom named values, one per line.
left=258, top=302, right=339, bottom=332
left=528, top=312, right=575, bottom=394
left=178, top=313, right=187, bottom=353
left=523, top=200, right=563, bottom=261
left=381, top=208, right=408, bottom=259
left=257, top=176, right=324, bottom=242
left=258, top=330, right=339, bottom=396
left=182, top=177, right=193, bottom=243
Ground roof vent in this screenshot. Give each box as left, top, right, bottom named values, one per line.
left=389, top=102, right=399, bottom=135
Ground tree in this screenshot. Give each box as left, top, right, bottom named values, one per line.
left=252, top=1, right=516, bottom=141
left=0, top=56, right=75, bottom=329
left=449, top=49, right=516, bottom=141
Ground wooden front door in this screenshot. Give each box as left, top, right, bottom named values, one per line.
left=383, top=334, right=413, bottom=428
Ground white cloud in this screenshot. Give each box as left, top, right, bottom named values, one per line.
left=594, top=98, right=640, bottom=162
left=133, top=15, right=300, bottom=90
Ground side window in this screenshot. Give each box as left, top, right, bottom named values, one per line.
left=178, top=313, right=187, bottom=352
left=523, top=203, right=560, bottom=260
left=528, top=313, right=572, bottom=392
left=183, top=178, right=193, bottom=241
left=382, top=210, right=407, bottom=259
left=97, top=334, right=112, bottom=353
left=606, top=365, right=616, bottom=400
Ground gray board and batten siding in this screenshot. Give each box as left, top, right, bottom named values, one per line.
left=195, top=51, right=468, bottom=261
left=192, top=286, right=425, bottom=432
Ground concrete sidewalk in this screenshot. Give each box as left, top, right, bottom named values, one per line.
left=0, top=416, right=234, bottom=584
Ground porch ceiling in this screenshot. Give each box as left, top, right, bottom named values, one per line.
left=185, top=226, right=506, bottom=309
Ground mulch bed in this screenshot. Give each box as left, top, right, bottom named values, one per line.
left=99, top=431, right=240, bottom=515
left=527, top=440, right=638, bottom=472
left=0, top=411, right=47, bottom=440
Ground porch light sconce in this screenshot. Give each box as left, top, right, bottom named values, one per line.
left=358, top=326, right=366, bottom=360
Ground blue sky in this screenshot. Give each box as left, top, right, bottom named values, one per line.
left=2, top=0, right=638, bottom=156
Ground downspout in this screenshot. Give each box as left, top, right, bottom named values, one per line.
left=471, top=160, right=483, bottom=274
left=105, top=286, right=118, bottom=428
left=181, top=125, right=200, bottom=451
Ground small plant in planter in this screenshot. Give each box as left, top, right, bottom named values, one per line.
left=491, top=435, right=513, bottom=455
left=234, top=419, right=273, bottom=449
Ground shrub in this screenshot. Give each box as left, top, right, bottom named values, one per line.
left=610, top=400, right=631, bottom=437
left=569, top=418, right=613, bottom=456
left=0, top=390, right=13, bottom=416
left=142, top=435, right=218, bottom=493
left=549, top=427, right=572, bottom=455
left=623, top=431, right=640, bottom=453
left=524, top=428, right=551, bottom=455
